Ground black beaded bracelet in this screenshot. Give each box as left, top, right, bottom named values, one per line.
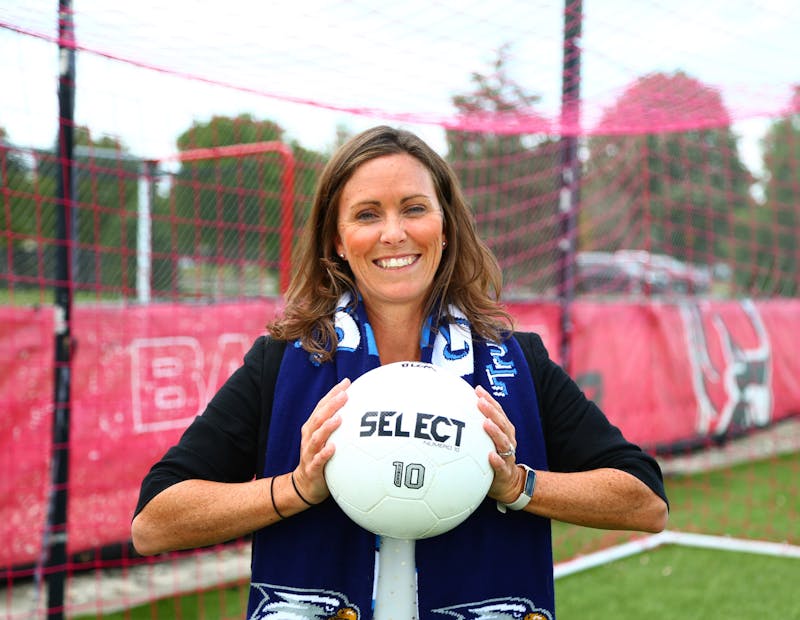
left=270, top=475, right=286, bottom=519
left=291, top=471, right=316, bottom=506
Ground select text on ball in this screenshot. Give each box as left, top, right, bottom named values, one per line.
left=359, top=411, right=466, bottom=447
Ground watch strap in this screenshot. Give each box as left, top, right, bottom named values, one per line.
left=496, top=464, right=536, bottom=513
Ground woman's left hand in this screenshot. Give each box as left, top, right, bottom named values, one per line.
left=477, top=385, right=524, bottom=504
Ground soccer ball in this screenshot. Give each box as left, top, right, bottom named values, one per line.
left=324, top=361, right=494, bottom=539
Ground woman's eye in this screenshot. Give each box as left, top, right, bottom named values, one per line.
left=355, top=210, right=378, bottom=221
left=405, top=204, right=427, bottom=215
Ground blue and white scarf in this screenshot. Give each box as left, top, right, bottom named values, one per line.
left=248, top=293, right=554, bottom=619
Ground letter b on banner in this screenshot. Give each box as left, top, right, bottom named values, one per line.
left=131, top=337, right=205, bottom=433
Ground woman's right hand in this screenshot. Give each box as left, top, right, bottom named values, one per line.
left=291, top=377, right=349, bottom=505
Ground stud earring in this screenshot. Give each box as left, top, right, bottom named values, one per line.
left=442, top=240, right=447, bottom=248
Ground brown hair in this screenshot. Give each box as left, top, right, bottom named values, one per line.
left=268, top=125, right=512, bottom=361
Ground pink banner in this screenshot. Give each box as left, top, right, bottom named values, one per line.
left=506, top=301, right=562, bottom=365
left=1, top=298, right=798, bottom=567
left=569, top=299, right=799, bottom=447
left=0, top=307, right=54, bottom=569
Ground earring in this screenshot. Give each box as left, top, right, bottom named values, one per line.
left=339, top=253, right=345, bottom=259
left=442, top=240, right=447, bottom=248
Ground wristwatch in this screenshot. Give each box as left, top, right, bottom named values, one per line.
left=496, top=464, right=536, bottom=513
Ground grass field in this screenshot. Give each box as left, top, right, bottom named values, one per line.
left=74, top=545, right=800, bottom=620
left=69, top=451, right=798, bottom=619
left=555, top=544, right=800, bottom=619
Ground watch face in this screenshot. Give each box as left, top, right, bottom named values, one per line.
left=523, top=469, right=537, bottom=496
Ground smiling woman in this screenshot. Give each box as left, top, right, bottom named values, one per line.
left=131, top=125, right=668, bottom=620
left=272, top=125, right=513, bottom=365
left=334, top=153, right=446, bottom=356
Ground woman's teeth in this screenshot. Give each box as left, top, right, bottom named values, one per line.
left=376, top=256, right=416, bottom=269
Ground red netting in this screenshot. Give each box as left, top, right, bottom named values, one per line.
left=1, top=1, right=799, bottom=617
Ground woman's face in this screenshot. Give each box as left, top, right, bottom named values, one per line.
left=335, top=153, right=445, bottom=316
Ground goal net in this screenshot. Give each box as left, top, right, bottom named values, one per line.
left=1, top=1, right=798, bottom=617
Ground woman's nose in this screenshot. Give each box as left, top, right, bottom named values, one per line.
left=380, top=214, right=406, bottom=244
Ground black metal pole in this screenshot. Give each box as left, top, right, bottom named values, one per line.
left=46, top=1, right=76, bottom=617
left=558, top=0, right=582, bottom=373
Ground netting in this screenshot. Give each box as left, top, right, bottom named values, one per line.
left=1, top=0, right=799, bottom=617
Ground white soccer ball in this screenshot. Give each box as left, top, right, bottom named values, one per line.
left=324, top=361, right=494, bottom=539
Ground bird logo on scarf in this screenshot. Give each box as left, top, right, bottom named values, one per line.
left=432, top=597, right=553, bottom=619
left=248, top=583, right=360, bottom=619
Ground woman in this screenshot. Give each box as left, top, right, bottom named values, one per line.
left=132, top=125, right=668, bottom=619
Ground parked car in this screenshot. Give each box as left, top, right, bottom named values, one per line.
left=575, top=250, right=712, bottom=297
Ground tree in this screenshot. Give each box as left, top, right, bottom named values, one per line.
left=160, top=114, right=326, bottom=298
left=582, top=71, right=754, bottom=287
left=71, top=128, right=141, bottom=294
left=446, top=45, right=561, bottom=295
left=1, top=127, right=36, bottom=239
left=1, top=126, right=140, bottom=294
left=1, top=127, right=40, bottom=287
left=757, top=85, right=800, bottom=296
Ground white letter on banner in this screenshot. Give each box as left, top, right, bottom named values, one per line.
left=131, top=337, right=204, bottom=433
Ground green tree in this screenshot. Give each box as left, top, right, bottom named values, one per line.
left=1, top=127, right=40, bottom=287
left=757, top=85, right=800, bottom=295
left=2, top=126, right=140, bottom=295
left=446, top=45, right=561, bottom=295
left=1, top=128, right=33, bottom=234
left=162, top=114, right=325, bottom=298
left=287, top=139, right=328, bottom=236
left=582, top=71, right=754, bottom=286
left=73, top=128, right=141, bottom=294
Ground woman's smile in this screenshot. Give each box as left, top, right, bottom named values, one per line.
left=374, top=254, right=419, bottom=269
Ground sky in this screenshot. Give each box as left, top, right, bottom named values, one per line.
left=1, top=0, right=798, bottom=175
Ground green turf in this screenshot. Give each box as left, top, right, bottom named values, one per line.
left=663, top=451, right=798, bottom=540
left=551, top=450, right=799, bottom=562
left=0, top=289, right=127, bottom=306
left=555, top=544, right=800, bottom=619
left=73, top=452, right=799, bottom=619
